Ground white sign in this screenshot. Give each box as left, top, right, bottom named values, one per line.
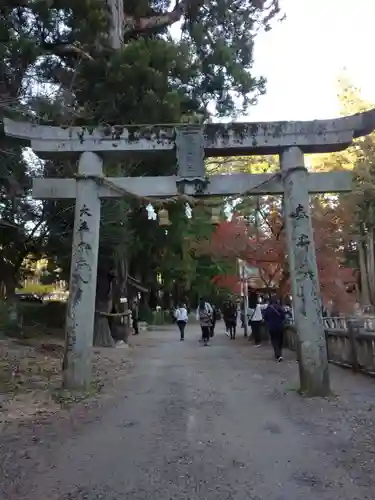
left=238, top=259, right=259, bottom=279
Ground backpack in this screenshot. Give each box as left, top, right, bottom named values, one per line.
left=199, top=305, right=212, bottom=324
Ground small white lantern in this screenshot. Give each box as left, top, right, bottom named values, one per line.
left=185, top=202, right=192, bottom=219
left=146, top=203, right=157, bottom=220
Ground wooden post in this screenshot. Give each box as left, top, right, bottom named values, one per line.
left=62, top=152, right=102, bottom=389
left=280, top=146, right=330, bottom=396
left=347, top=318, right=360, bottom=372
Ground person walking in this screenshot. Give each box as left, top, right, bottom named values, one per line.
left=196, top=298, right=213, bottom=346
left=131, top=299, right=139, bottom=335
left=263, top=297, right=286, bottom=361
left=240, top=299, right=245, bottom=330
left=222, top=298, right=237, bottom=339
left=210, top=304, right=217, bottom=338
left=248, top=299, right=263, bottom=347
left=222, top=299, right=231, bottom=336
left=174, top=303, right=188, bottom=340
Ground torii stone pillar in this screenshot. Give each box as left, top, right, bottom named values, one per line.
left=280, top=147, right=328, bottom=395
left=62, top=152, right=102, bottom=389
left=5, top=109, right=375, bottom=394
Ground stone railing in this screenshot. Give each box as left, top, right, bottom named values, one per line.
left=284, top=319, right=375, bottom=376
left=323, top=316, right=375, bottom=331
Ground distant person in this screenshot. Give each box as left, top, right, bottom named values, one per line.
left=222, top=298, right=237, bottom=339
left=263, top=297, right=286, bottom=362
left=196, top=298, right=213, bottom=346
left=174, top=303, right=188, bottom=341
left=248, top=298, right=264, bottom=347
left=131, top=299, right=139, bottom=335
left=222, top=299, right=232, bottom=335
left=240, top=299, right=245, bottom=329
left=248, top=290, right=259, bottom=309
left=210, top=304, right=218, bottom=338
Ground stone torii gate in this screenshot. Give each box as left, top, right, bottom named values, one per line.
left=5, top=111, right=375, bottom=395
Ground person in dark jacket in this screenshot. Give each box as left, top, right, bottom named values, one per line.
left=222, top=298, right=237, bottom=339
left=263, top=297, right=286, bottom=361
left=210, top=304, right=217, bottom=338
left=131, top=299, right=139, bottom=335
left=240, top=300, right=245, bottom=329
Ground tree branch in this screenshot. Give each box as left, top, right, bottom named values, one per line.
left=0, top=0, right=29, bottom=6
left=42, top=42, right=94, bottom=62
left=123, top=0, right=280, bottom=36
left=123, top=0, right=203, bottom=35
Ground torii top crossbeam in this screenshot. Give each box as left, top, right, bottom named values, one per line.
left=4, top=108, right=375, bottom=158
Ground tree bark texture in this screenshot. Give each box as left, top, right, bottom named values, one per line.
left=94, top=262, right=116, bottom=347
left=366, top=230, right=375, bottom=305
left=358, top=237, right=371, bottom=307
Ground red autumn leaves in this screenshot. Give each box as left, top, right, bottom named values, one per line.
left=194, top=202, right=357, bottom=311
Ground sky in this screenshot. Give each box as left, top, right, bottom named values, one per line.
left=170, top=0, right=375, bottom=122
left=242, top=0, right=375, bottom=122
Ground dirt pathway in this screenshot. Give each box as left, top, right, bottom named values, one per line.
left=2, top=324, right=375, bottom=499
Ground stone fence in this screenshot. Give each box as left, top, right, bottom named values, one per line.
left=284, top=317, right=375, bottom=376
left=323, top=315, right=375, bottom=331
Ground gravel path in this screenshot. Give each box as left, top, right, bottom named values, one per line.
left=2, top=324, right=375, bottom=499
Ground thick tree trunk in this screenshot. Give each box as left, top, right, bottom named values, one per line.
left=110, top=257, right=131, bottom=344
left=358, top=238, right=371, bottom=308
left=121, top=257, right=132, bottom=339
left=93, top=263, right=115, bottom=347
left=94, top=256, right=131, bottom=346
left=3, top=274, right=21, bottom=332
left=122, top=0, right=197, bottom=36
left=161, top=290, right=172, bottom=310
left=366, top=230, right=375, bottom=304
left=94, top=303, right=115, bottom=347
left=148, top=283, right=158, bottom=309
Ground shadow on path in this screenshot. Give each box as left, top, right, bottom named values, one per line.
left=4, top=323, right=375, bottom=500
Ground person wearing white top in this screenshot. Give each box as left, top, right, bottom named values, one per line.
left=175, top=304, right=188, bottom=340
left=248, top=301, right=263, bottom=346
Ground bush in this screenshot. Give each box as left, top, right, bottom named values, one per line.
left=137, top=307, right=173, bottom=325
left=0, top=301, right=8, bottom=336
left=19, top=301, right=66, bottom=329
left=150, top=310, right=171, bottom=325
left=0, top=301, right=66, bottom=339
left=138, top=304, right=153, bottom=323
left=16, top=284, right=56, bottom=295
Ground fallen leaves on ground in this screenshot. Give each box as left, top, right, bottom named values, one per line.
left=0, top=337, right=132, bottom=425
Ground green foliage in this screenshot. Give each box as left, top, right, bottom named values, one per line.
left=0, top=136, right=45, bottom=296
left=138, top=303, right=153, bottom=323
left=76, top=38, right=199, bottom=124
left=0, top=301, right=8, bottom=336
left=0, top=0, right=280, bottom=312
left=150, top=309, right=171, bottom=325
left=16, top=284, right=55, bottom=294
left=183, top=205, right=236, bottom=302
left=15, top=301, right=66, bottom=331
left=308, top=75, right=375, bottom=305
